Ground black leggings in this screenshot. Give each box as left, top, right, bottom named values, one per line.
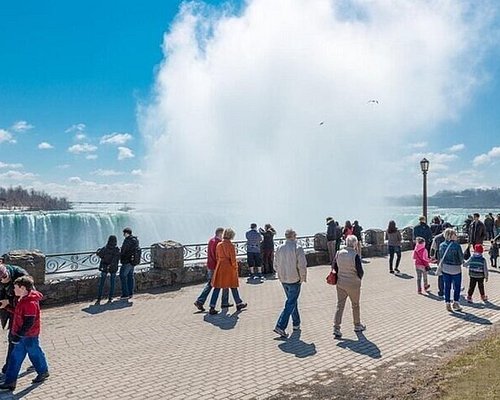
left=468, top=277, right=485, bottom=297
left=388, top=245, right=401, bottom=270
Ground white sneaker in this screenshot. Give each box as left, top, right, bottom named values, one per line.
left=446, top=303, right=453, bottom=312
left=452, top=302, right=463, bottom=312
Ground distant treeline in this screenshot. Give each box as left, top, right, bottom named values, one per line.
left=388, top=188, right=500, bottom=208
left=0, top=186, right=71, bottom=211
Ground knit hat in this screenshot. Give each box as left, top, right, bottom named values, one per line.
left=473, top=244, right=484, bottom=254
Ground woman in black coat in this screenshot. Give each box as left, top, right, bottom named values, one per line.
left=96, top=235, right=120, bottom=304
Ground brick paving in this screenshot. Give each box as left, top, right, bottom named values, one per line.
left=1, top=250, right=499, bottom=399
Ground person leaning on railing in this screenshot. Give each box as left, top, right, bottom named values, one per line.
left=95, top=235, right=120, bottom=305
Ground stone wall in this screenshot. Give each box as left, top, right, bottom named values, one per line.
left=6, top=235, right=414, bottom=307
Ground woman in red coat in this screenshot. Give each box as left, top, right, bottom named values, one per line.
left=209, top=228, right=247, bottom=315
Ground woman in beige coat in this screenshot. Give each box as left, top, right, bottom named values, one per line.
left=332, top=235, right=365, bottom=339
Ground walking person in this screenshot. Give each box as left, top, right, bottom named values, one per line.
left=333, top=235, right=365, bottom=339
left=464, top=244, right=489, bottom=303
left=438, top=228, right=464, bottom=312
left=413, top=237, right=431, bottom=294
left=246, top=223, right=263, bottom=281
left=386, top=220, right=402, bottom=274
left=273, top=229, right=307, bottom=338
left=489, top=239, right=499, bottom=268
left=326, top=217, right=338, bottom=263
left=494, top=214, right=500, bottom=238
left=209, top=228, right=247, bottom=315
left=0, top=276, right=49, bottom=392
left=95, top=235, right=120, bottom=305
left=484, top=213, right=495, bottom=241
left=0, top=257, right=29, bottom=374
left=468, top=213, right=486, bottom=246
left=119, top=227, right=141, bottom=299
left=194, top=228, right=230, bottom=312
left=430, top=222, right=452, bottom=296
left=259, top=224, right=276, bottom=275
left=413, top=216, right=432, bottom=253
left=352, top=220, right=363, bottom=256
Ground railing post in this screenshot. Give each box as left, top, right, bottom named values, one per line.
left=151, top=240, right=184, bottom=269
left=4, top=250, right=46, bottom=284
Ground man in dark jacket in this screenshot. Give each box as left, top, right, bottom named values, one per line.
left=120, top=227, right=140, bottom=299
left=469, top=213, right=486, bottom=245
left=326, top=217, right=337, bottom=263
left=0, top=257, right=29, bottom=374
left=484, top=213, right=494, bottom=240
left=413, top=216, right=432, bottom=253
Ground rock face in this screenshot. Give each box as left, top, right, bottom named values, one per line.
left=314, top=233, right=328, bottom=251
left=364, top=229, right=385, bottom=246
left=3, top=250, right=45, bottom=285
left=151, top=241, right=184, bottom=269
left=401, top=226, right=413, bottom=242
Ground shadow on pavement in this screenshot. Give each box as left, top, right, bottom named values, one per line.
left=0, top=383, right=40, bottom=400
left=450, top=311, right=492, bottom=325
left=277, top=330, right=317, bottom=358
left=463, top=300, right=500, bottom=311
left=203, top=309, right=241, bottom=330
left=81, top=300, right=133, bottom=315
left=488, top=268, right=500, bottom=274
left=425, top=292, right=443, bottom=302
left=394, top=273, right=413, bottom=280
left=336, top=332, right=382, bottom=359
left=246, top=278, right=264, bottom=285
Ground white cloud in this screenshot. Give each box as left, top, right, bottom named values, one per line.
left=85, top=154, right=98, bottom=160
left=100, top=132, right=133, bottom=146
left=68, top=143, right=97, bottom=154
left=0, top=129, right=14, bottom=144
left=140, top=0, right=494, bottom=218
left=56, top=164, right=70, bottom=169
left=473, top=146, right=500, bottom=166
left=448, top=143, right=465, bottom=152
left=68, top=176, right=83, bottom=184
left=117, top=146, right=134, bottom=160
left=38, top=142, right=54, bottom=150
left=65, top=123, right=86, bottom=133
left=131, top=169, right=143, bottom=176
left=409, top=142, right=428, bottom=149
left=75, top=133, right=87, bottom=141
left=0, top=170, right=37, bottom=180
left=91, top=169, right=123, bottom=177
left=11, top=120, right=34, bottom=133
left=406, top=152, right=458, bottom=171
left=0, top=161, right=23, bottom=169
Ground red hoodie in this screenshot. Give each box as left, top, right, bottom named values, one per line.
left=11, top=290, right=43, bottom=337
left=413, top=242, right=430, bottom=269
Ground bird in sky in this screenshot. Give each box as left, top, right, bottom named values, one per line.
left=367, top=100, right=379, bottom=104
left=319, top=121, right=324, bottom=125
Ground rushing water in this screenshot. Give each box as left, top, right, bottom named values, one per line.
left=0, top=206, right=499, bottom=255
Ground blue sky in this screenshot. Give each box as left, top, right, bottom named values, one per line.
left=1, top=0, right=500, bottom=201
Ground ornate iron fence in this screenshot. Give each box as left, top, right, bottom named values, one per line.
left=46, top=235, right=316, bottom=274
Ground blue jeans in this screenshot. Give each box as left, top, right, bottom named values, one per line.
left=276, top=282, right=301, bottom=330
left=388, top=245, right=401, bottom=270
left=97, top=272, right=116, bottom=300
left=5, top=336, right=48, bottom=385
left=210, top=288, right=242, bottom=308
left=438, top=275, right=444, bottom=296
left=443, top=272, right=461, bottom=303
left=196, top=270, right=229, bottom=305
left=119, top=263, right=134, bottom=297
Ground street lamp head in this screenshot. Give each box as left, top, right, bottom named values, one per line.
left=420, top=158, right=430, bottom=173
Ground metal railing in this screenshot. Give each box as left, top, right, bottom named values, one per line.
left=45, top=235, right=315, bottom=275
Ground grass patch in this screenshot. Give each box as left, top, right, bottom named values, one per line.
left=438, top=333, right=500, bottom=400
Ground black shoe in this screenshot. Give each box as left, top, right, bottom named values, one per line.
left=194, top=301, right=205, bottom=312
left=389, top=270, right=394, bottom=274
left=26, top=365, right=36, bottom=373
left=1, top=365, right=6, bottom=374
left=0, top=382, right=16, bottom=391
left=395, top=269, right=400, bottom=274
left=32, top=372, right=49, bottom=384
left=221, top=303, right=234, bottom=308
left=236, top=303, right=247, bottom=311
left=208, top=307, right=218, bottom=315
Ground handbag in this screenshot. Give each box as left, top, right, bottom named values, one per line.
left=463, top=245, right=471, bottom=261
left=326, top=253, right=338, bottom=285
left=436, top=243, right=452, bottom=276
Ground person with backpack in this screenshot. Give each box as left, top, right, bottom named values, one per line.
left=120, top=227, right=141, bottom=300
left=95, top=235, right=120, bottom=305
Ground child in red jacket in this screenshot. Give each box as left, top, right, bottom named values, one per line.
left=0, top=276, right=49, bottom=392
left=413, top=237, right=431, bottom=294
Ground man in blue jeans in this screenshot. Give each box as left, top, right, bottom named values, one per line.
left=120, top=227, right=140, bottom=299
left=194, top=228, right=230, bottom=311
left=273, top=229, right=307, bottom=338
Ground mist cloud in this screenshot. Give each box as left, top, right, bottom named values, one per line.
left=140, top=0, right=495, bottom=231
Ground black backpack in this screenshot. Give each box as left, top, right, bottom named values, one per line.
left=130, top=246, right=142, bottom=266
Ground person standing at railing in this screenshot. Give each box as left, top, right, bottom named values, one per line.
left=194, top=228, right=230, bottom=312
left=352, top=220, right=363, bottom=257
left=95, top=235, right=120, bottom=305
left=208, top=228, right=247, bottom=315
left=246, top=223, right=264, bottom=281
left=120, top=227, right=141, bottom=300
left=259, top=224, right=276, bottom=275
left=326, top=217, right=337, bottom=263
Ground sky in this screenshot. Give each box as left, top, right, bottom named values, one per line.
left=1, top=0, right=500, bottom=203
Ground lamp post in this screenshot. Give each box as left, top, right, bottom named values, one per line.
left=420, top=158, right=430, bottom=222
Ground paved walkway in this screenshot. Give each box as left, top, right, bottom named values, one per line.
left=1, top=251, right=500, bottom=399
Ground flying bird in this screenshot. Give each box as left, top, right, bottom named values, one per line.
left=367, top=100, right=379, bottom=104
left=319, top=121, right=324, bottom=126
